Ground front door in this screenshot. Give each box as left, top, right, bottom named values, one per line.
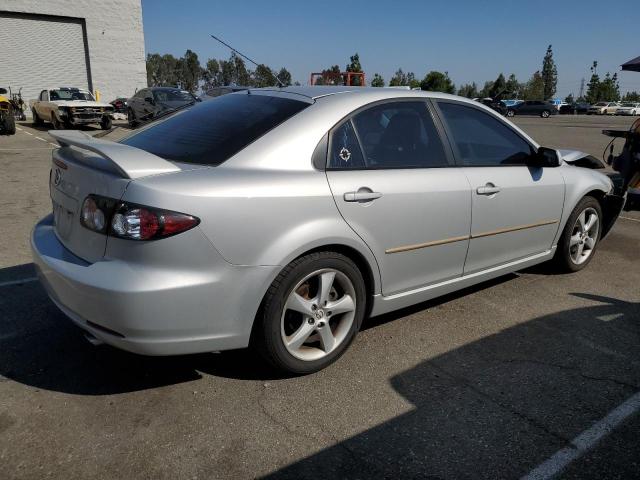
left=435, top=100, right=565, bottom=274
left=325, top=100, right=471, bottom=296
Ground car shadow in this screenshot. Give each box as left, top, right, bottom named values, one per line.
left=263, top=293, right=640, bottom=479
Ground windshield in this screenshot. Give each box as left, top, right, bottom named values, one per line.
left=49, top=89, right=95, bottom=101
left=121, top=93, right=310, bottom=166
left=153, top=89, right=195, bottom=103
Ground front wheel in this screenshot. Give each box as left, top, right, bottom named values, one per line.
left=127, top=108, right=138, bottom=128
left=541, top=110, right=550, bottom=118
left=506, top=109, right=515, bottom=117
left=51, top=113, right=63, bottom=130
left=552, top=196, right=602, bottom=272
left=2, top=113, right=16, bottom=135
left=254, top=251, right=366, bottom=374
left=100, top=115, right=112, bottom=130
left=32, top=108, right=42, bottom=126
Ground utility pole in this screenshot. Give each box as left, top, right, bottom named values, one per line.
left=579, top=77, right=585, bottom=100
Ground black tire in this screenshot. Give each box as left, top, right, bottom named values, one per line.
left=100, top=115, right=112, bottom=130
left=32, top=108, right=42, bottom=126
left=506, top=109, right=515, bottom=117
left=51, top=113, right=63, bottom=130
left=127, top=108, right=138, bottom=128
left=254, top=251, right=366, bottom=374
left=552, top=196, right=602, bottom=272
left=541, top=110, right=550, bottom=118
left=4, top=113, right=16, bottom=134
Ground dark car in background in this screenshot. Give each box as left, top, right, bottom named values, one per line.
left=127, top=87, right=199, bottom=127
left=506, top=100, right=557, bottom=118
left=474, top=97, right=508, bottom=116
left=559, top=102, right=590, bottom=115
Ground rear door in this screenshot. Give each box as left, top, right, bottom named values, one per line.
left=325, top=100, right=471, bottom=296
left=435, top=100, right=564, bottom=274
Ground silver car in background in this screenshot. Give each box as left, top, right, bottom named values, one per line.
left=32, top=87, right=625, bottom=374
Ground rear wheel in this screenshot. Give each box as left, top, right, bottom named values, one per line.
left=254, top=251, right=366, bottom=374
left=506, top=109, right=515, bottom=117
left=541, top=110, right=550, bottom=118
left=553, top=196, right=602, bottom=272
left=32, top=108, right=42, bottom=126
left=127, top=108, right=138, bottom=128
left=2, top=113, right=16, bottom=135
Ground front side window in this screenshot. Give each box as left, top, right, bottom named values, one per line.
left=121, top=93, right=309, bottom=166
left=438, top=102, right=533, bottom=166
left=329, top=101, right=448, bottom=169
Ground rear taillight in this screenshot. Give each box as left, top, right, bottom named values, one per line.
left=80, top=195, right=199, bottom=240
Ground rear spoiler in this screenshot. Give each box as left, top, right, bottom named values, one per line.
left=49, top=130, right=180, bottom=179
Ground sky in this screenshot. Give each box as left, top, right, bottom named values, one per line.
left=141, top=0, right=640, bottom=98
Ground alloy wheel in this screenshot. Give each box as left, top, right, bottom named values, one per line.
left=569, top=207, right=599, bottom=265
left=280, top=268, right=356, bottom=361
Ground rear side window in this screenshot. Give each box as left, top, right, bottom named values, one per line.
left=121, top=94, right=309, bottom=166
left=438, top=102, right=533, bottom=166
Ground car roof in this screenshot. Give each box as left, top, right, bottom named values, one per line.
left=248, top=85, right=467, bottom=104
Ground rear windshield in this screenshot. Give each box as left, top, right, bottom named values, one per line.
left=121, top=93, right=310, bottom=166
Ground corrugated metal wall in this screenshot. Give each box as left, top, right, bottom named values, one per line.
left=0, top=12, right=91, bottom=114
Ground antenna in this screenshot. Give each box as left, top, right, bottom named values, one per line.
left=209, top=34, right=284, bottom=88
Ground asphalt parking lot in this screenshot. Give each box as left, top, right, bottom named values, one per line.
left=1, top=115, right=639, bottom=479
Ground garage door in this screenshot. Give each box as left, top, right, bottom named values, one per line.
left=0, top=12, right=91, bottom=115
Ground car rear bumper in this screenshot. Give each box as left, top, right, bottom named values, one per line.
left=31, top=214, right=277, bottom=355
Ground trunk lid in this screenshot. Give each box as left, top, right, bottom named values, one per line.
left=48, top=130, right=187, bottom=263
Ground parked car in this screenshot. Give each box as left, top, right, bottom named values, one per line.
left=110, top=97, right=128, bottom=113
left=505, top=100, right=557, bottom=118
left=502, top=99, right=524, bottom=107
left=30, top=87, right=114, bottom=130
left=127, top=87, right=199, bottom=127
left=615, top=102, right=640, bottom=116
left=587, top=102, right=620, bottom=115
left=559, top=103, right=591, bottom=115
left=33, top=87, right=624, bottom=374
left=475, top=97, right=507, bottom=115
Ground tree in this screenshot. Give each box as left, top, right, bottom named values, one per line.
left=346, top=53, right=363, bottom=86
left=371, top=73, right=385, bottom=87
left=232, top=53, right=251, bottom=86
left=180, top=49, right=201, bottom=92
left=599, top=72, right=620, bottom=101
left=389, top=68, right=418, bottom=87
left=541, top=45, right=558, bottom=100
left=478, top=80, right=493, bottom=98
left=457, top=82, right=478, bottom=98
left=202, top=59, right=221, bottom=89
left=565, top=93, right=574, bottom=104
left=523, top=71, right=544, bottom=100
left=252, top=64, right=275, bottom=87
left=623, top=91, right=640, bottom=102
left=505, top=74, right=522, bottom=98
left=276, top=67, right=292, bottom=87
left=146, top=53, right=182, bottom=87
left=489, top=73, right=506, bottom=98
left=585, top=61, right=600, bottom=104
left=419, top=71, right=455, bottom=93
left=316, top=65, right=342, bottom=85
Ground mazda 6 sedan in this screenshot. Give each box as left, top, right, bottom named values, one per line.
left=32, top=87, right=626, bottom=374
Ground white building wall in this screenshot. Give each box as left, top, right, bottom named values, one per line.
left=0, top=0, right=147, bottom=102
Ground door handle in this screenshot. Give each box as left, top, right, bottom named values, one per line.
left=344, top=190, right=383, bottom=202
left=476, top=183, right=500, bottom=195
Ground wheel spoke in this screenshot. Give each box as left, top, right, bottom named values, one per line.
left=317, top=271, right=336, bottom=306
left=577, top=211, right=586, bottom=232
left=286, top=321, right=315, bottom=350
left=285, top=293, right=315, bottom=316
left=569, top=233, right=581, bottom=247
left=327, top=294, right=355, bottom=316
left=584, top=213, right=597, bottom=232
left=576, top=243, right=584, bottom=258
left=317, top=324, right=336, bottom=353
left=585, top=237, right=595, bottom=249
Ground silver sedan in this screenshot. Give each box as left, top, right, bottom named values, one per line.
left=32, top=87, right=625, bottom=373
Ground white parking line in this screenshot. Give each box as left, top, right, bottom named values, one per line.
left=34, top=136, right=48, bottom=142
left=0, top=277, right=38, bottom=288
left=620, top=216, right=640, bottom=223
left=521, top=391, right=640, bottom=480
left=23, top=131, right=33, bottom=136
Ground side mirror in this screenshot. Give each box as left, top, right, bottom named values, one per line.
left=529, top=147, right=561, bottom=168
left=145, top=96, right=155, bottom=105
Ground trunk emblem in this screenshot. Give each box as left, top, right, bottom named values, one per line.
left=53, top=168, right=63, bottom=186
